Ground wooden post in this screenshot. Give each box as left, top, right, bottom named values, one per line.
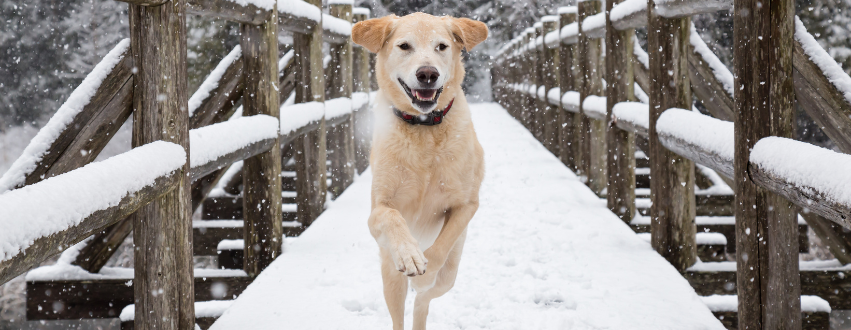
left=327, top=3, right=355, bottom=197
left=605, top=0, right=636, bottom=222
left=352, top=8, right=371, bottom=174
left=578, top=0, right=606, bottom=194
left=293, top=0, right=327, bottom=227
left=128, top=1, right=194, bottom=329
left=733, top=0, right=800, bottom=327
left=524, top=29, right=536, bottom=130
left=240, top=4, right=282, bottom=277
left=541, top=17, right=560, bottom=155
left=647, top=0, right=696, bottom=271
left=533, top=23, right=545, bottom=142
left=559, top=8, right=578, bottom=170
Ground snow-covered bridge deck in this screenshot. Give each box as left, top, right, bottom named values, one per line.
left=209, top=103, right=724, bottom=329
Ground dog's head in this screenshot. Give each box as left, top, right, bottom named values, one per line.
left=352, top=13, right=488, bottom=114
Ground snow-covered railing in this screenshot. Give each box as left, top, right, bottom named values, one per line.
left=610, top=0, right=647, bottom=30
left=582, top=95, right=607, bottom=121
left=188, top=115, right=280, bottom=181
left=0, top=141, right=186, bottom=284
left=687, top=23, right=735, bottom=121
left=656, top=109, right=734, bottom=178
left=562, top=91, right=581, bottom=113
left=581, top=13, right=606, bottom=39
left=612, top=102, right=649, bottom=137
left=653, top=0, right=732, bottom=19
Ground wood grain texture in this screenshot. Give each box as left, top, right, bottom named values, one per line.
left=578, top=0, right=605, bottom=193
left=186, top=0, right=270, bottom=25
left=293, top=0, right=327, bottom=227
left=240, top=10, right=283, bottom=277
left=0, top=171, right=179, bottom=285
left=128, top=1, right=194, bottom=329
left=559, top=12, right=578, bottom=170
left=647, top=1, right=696, bottom=272
left=605, top=0, right=636, bottom=223
left=326, top=4, right=356, bottom=198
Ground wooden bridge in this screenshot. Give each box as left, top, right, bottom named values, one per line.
left=1, top=0, right=851, bottom=329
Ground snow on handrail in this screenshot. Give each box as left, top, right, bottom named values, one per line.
left=689, top=23, right=734, bottom=97
left=0, top=39, right=131, bottom=194
left=547, top=87, right=561, bottom=106
left=699, top=295, right=830, bottom=313
left=611, top=0, right=647, bottom=31
left=189, top=115, right=279, bottom=169
left=323, top=13, right=352, bottom=36
left=561, top=22, right=579, bottom=45
left=656, top=108, right=734, bottom=178
left=189, top=45, right=242, bottom=118
left=795, top=16, right=851, bottom=108
left=278, top=0, right=321, bottom=22
left=654, top=0, right=732, bottom=19
left=121, top=300, right=235, bottom=322
left=562, top=91, right=581, bottom=113
left=581, top=12, right=606, bottom=39
left=280, top=101, right=325, bottom=135
left=0, top=141, right=186, bottom=283
left=326, top=97, right=353, bottom=119
left=612, top=101, right=649, bottom=136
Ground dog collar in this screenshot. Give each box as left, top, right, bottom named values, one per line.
left=393, top=99, right=454, bottom=126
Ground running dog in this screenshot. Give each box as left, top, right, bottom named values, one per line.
left=352, top=12, right=488, bottom=330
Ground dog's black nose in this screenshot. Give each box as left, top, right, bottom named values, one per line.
left=416, top=66, right=440, bottom=85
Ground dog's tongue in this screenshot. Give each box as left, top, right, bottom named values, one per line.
left=415, top=89, right=436, bottom=100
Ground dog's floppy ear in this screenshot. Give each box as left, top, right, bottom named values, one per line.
left=450, top=18, right=489, bottom=51
left=352, top=15, right=398, bottom=53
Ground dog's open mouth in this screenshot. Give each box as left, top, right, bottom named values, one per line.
left=399, top=79, right=443, bottom=112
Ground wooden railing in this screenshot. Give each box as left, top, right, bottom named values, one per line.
left=0, top=0, right=372, bottom=328
left=492, top=0, right=851, bottom=328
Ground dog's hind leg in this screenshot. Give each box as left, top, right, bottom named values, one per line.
left=411, top=232, right=466, bottom=330
left=381, top=248, right=408, bottom=330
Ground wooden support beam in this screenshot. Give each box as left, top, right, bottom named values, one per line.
left=128, top=1, right=194, bottom=328
left=327, top=3, right=356, bottom=198
left=647, top=0, right=696, bottom=271
left=352, top=9, right=372, bottom=174
left=801, top=213, right=851, bottom=264
left=732, top=0, right=800, bottom=326
left=189, top=49, right=245, bottom=129
left=578, top=1, right=607, bottom=195
left=605, top=0, right=636, bottom=223
left=26, top=274, right=250, bottom=320
left=240, top=7, right=283, bottom=277
left=793, top=40, right=851, bottom=154
left=293, top=0, right=327, bottom=227
left=559, top=10, right=578, bottom=170
left=687, top=40, right=735, bottom=121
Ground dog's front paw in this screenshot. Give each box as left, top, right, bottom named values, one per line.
left=391, top=240, right=427, bottom=277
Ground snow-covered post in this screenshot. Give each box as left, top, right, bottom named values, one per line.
left=293, top=0, right=328, bottom=227
left=327, top=1, right=356, bottom=197
left=578, top=0, right=607, bottom=195
left=127, top=0, right=194, bottom=328
left=352, top=8, right=371, bottom=174
left=732, top=0, right=800, bottom=326
left=533, top=22, right=545, bottom=142
left=522, top=28, right=536, bottom=130
left=646, top=0, right=696, bottom=272
left=541, top=16, right=560, bottom=154
left=239, top=1, right=283, bottom=277
left=605, top=0, right=636, bottom=223
left=559, top=7, right=579, bottom=170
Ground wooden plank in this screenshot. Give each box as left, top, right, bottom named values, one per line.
left=128, top=1, right=194, bottom=328
left=189, top=50, right=245, bottom=130
left=186, top=0, right=271, bottom=25
left=22, top=52, right=134, bottom=188
left=240, top=8, right=283, bottom=277
left=293, top=0, right=327, bottom=227
left=578, top=0, right=606, bottom=195
left=559, top=11, right=578, bottom=170
left=193, top=220, right=302, bottom=256
left=326, top=3, right=356, bottom=198
left=647, top=0, right=696, bottom=271
left=708, top=310, right=829, bottom=330
left=793, top=41, right=851, bottom=153
left=688, top=42, right=735, bottom=121
left=26, top=275, right=250, bottom=320
left=190, top=137, right=277, bottom=181
left=732, top=0, right=800, bottom=326
left=0, top=171, right=180, bottom=285
left=605, top=0, right=635, bottom=222
left=633, top=50, right=650, bottom=93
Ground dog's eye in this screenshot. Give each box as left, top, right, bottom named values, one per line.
left=438, top=43, right=448, bottom=51
left=398, top=43, right=410, bottom=50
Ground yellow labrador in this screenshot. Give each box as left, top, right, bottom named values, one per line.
left=352, top=13, right=488, bottom=330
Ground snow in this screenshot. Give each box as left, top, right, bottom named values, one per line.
left=208, top=103, right=724, bottom=330
left=750, top=136, right=851, bottom=208
left=636, top=232, right=726, bottom=245
left=634, top=38, right=649, bottom=70
left=562, top=91, right=581, bottom=113
left=0, top=141, right=185, bottom=263
left=218, top=239, right=244, bottom=251
left=27, top=262, right=245, bottom=281
left=325, top=97, right=353, bottom=119
left=189, top=115, right=279, bottom=168
left=277, top=0, right=321, bottom=22
left=120, top=300, right=235, bottom=322
left=611, top=0, right=646, bottom=23
left=542, top=15, right=559, bottom=23
left=656, top=108, right=734, bottom=164
left=352, top=7, right=370, bottom=17
left=558, top=6, right=577, bottom=14
left=612, top=101, right=649, bottom=131
left=699, top=295, right=830, bottom=313
left=795, top=16, right=851, bottom=107
left=533, top=22, right=543, bottom=29
left=547, top=87, right=561, bottom=106
left=634, top=83, right=649, bottom=103
left=582, top=95, right=607, bottom=119
left=537, top=85, right=546, bottom=100
left=544, top=30, right=560, bottom=49
left=278, top=49, right=294, bottom=73
left=689, top=23, right=734, bottom=97
left=561, top=22, right=579, bottom=44
left=189, top=46, right=242, bottom=118
left=0, top=39, right=130, bottom=194
left=279, top=101, right=325, bottom=135
left=224, top=0, right=274, bottom=10
left=352, top=92, right=369, bottom=109
left=535, top=36, right=544, bottom=48
left=327, top=0, right=353, bottom=4
left=582, top=13, right=606, bottom=32
left=696, top=164, right=734, bottom=195
left=323, top=14, right=352, bottom=36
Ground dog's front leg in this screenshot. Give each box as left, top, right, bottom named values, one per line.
left=423, top=201, right=479, bottom=270
left=369, top=206, right=428, bottom=276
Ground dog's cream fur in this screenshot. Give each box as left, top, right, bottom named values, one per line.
left=352, top=13, right=488, bottom=330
